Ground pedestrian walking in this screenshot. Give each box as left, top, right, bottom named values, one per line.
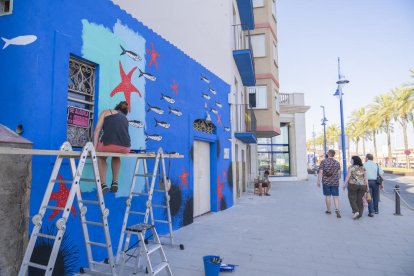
left=343, top=156, right=369, bottom=219
left=317, top=149, right=341, bottom=218
left=364, top=154, right=384, bottom=216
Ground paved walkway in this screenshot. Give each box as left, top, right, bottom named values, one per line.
left=163, top=177, right=414, bottom=276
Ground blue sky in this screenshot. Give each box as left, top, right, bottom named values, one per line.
left=277, top=0, right=414, bottom=153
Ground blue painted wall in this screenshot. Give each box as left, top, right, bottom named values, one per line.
left=0, top=0, right=232, bottom=273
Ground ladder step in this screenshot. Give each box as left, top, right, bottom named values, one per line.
left=134, top=173, right=162, bottom=177
left=153, top=204, right=167, bottom=209
left=35, top=233, right=56, bottom=240
left=27, top=262, right=47, bottom=270
left=132, top=191, right=149, bottom=196
left=80, top=178, right=97, bottom=182
left=44, top=205, right=65, bottom=211
left=152, top=262, right=169, bottom=275
left=51, top=179, right=73, bottom=184
left=84, top=220, right=104, bottom=226
left=79, top=199, right=100, bottom=205
left=87, top=241, right=108, bottom=247
left=90, top=260, right=112, bottom=267
left=153, top=189, right=167, bottom=193
left=154, top=219, right=169, bottom=224
left=146, top=243, right=162, bottom=255
left=129, top=211, right=146, bottom=216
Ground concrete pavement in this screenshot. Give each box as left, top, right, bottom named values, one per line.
left=162, top=177, right=414, bottom=276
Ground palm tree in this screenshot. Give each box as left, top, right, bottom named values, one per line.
left=346, top=121, right=359, bottom=155
left=349, top=107, right=368, bottom=156
left=392, top=86, right=414, bottom=168
left=326, top=124, right=340, bottom=148
left=369, top=93, right=394, bottom=166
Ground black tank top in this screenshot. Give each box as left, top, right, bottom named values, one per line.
left=101, top=111, right=130, bottom=147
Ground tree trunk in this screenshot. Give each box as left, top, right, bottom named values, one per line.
left=362, top=138, right=366, bottom=156
left=373, top=131, right=378, bottom=162
left=355, top=138, right=359, bottom=155
left=402, top=117, right=409, bottom=169
left=386, top=125, right=392, bottom=167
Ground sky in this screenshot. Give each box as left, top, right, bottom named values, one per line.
left=277, top=0, right=414, bottom=154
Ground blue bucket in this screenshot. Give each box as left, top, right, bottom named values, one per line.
left=203, top=255, right=221, bottom=276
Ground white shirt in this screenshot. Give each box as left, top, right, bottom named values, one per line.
left=363, top=160, right=384, bottom=180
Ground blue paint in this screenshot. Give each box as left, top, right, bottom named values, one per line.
left=233, top=49, right=256, bottom=86
left=0, top=0, right=232, bottom=271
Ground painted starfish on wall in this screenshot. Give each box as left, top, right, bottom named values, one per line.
left=171, top=80, right=178, bottom=96
left=217, top=173, right=225, bottom=209
left=110, top=61, right=141, bottom=112
left=178, top=166, right=190, bottom=190
left=216, top=113, right=222, bottom=126
left=146, top=42, right=160, bottom=70
left=48, top=175, right=76, bottom=220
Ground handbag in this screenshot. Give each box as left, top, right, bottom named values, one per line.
left=366, top=189, right=372, bottom=202
left=376, top=164, right=383, bottom=185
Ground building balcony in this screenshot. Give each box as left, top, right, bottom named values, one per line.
left=236, top=0, right=255, bottom=30
left=233, top=104, right=257, bottom=144
left=232, top=24, right=256, bottom=86
left=280, top=93, right=310, bottom=114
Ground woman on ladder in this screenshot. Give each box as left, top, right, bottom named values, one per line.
left=93, top=101, right=131, bottom=194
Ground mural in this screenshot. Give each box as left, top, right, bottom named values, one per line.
left=0, top=0, right=232, bottom=273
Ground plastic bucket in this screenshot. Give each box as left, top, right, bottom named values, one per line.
left=203, top=255, right=221, bottom=276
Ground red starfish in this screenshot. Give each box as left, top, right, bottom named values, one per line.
left=178, top=166, right=190, bottom=190
left=48, top=175, right=76, bottom=220
left=171, top=80, right=178, bottom=96
left=110, top=61, right=141, bottom=112
left=146, top=42, right=160, bottom=70
left=222, top=169, right=227, bottom=178
left=217, top=174, right=225, bottom=209
left=216, top=113, right=222, bottom=125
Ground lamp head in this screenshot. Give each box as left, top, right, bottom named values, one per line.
left=336, top=74, right=349, bottom=89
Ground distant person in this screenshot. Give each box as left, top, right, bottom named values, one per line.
left=343, top=156, right=368, bottom=219
left=364, top=154, right=384, bottom=216
left=317, top=149, right=341, bottom=218
left=93, top=101, right=131, bottom=194
left=262, top=170, right=271, bottom=196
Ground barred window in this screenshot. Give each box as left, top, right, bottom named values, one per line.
left=67, top=56, right=96, bottom=148
left=0, top=0, right=12, bottom=15
left=193, top=119, right=215, bottom=134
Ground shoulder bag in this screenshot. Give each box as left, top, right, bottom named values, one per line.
left=376, top=164, right=383, bottom=185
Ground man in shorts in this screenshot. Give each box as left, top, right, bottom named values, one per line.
left=317, top=149, right=341, bottom=218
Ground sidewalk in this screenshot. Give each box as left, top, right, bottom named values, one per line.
left=162, top=177, right=414, bottom=276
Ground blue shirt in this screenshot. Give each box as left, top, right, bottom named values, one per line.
left=363, top=160, right=383, bottom=180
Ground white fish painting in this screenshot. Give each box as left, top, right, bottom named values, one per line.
left=2, top=35, right=37, bottom=50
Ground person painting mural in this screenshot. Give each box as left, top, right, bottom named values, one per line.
left=93, top=101, right=131, bottom=194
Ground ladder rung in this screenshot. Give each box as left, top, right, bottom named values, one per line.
left=51, top=179, right=73, bottom=184
left=153, top=262, right=169, bottom=274
left=154, top=219, right=169, bottom=224
left=35, top=233, right=56, bottom=240
left=44, top=205, right=65, bottom=211
left=132, top=192, right=149, bottom=196
left=84, top=220, right=104, bottom=226
left=134, top=173, right=162, bottom=177
left=90, top=260, right=111, bottom=267
left=153, top=189, right=167, bottom=193
left=153, top=204, right=167, bottom=209
left=27, top=262, right=47, bottom=270
left=129, top=211, right=146, bottom=216
left=87, top=241, right=107, bottom=247
left=146, top=243, right=162, bottom=255
left=79, top=200, right=100, bottom=205
left=80, top=178, right=98, bottom=182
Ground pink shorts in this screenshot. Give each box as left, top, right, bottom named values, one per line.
left=96, top=141, right=130, bottom=154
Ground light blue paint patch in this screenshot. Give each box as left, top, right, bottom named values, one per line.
left=81, top=19, right=147, bottom=196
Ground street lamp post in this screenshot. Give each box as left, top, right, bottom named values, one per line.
left=320, top=105, right=328, bottom=159
left=334, top=58, right=349, bottom=180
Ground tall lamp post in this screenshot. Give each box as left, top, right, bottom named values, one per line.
left=320, top=105, right=328, bottom=159
left=334, top=57, right=349, bottom=180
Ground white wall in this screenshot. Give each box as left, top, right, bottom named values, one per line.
left=112, top=0, right=234, bottom=84
left=294, top=113, right=308, bottom=180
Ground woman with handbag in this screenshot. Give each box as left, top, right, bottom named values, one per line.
left=343, top=156, right=369, bottom=219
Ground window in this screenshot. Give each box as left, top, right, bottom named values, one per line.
left=67, top=56, right=96, bottom=148
left=272, top=0, right=277, bottom=20
left=273, top=42, right=278, bottom=65
left=253, top=0, right=264, bottom=8
left=250, top=34, right=266, bottom=57
left=248, top=86, right=267, bottom=109
left=0, top=0, right=12, bottom=15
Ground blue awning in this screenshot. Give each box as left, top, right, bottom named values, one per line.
left=233, top=49, right=256, bottom=86
left=234, top=132, right=257, bottom=144
left=236, top=0, right=255, bottom=30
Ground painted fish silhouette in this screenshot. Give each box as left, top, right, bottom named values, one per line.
left=168, top=106, right=183, bottom=117
left=2, top=35, right=37, bottom=49
left=224, top=127, right=230, bottom=132
left=145, top=132, right=163, bottom=141
left=201, top=75, right=210, bottom=83
left=129, top=120, right=144, bottom=128
left=155, top=118, right=170, bottom=129
left=209, top=88, right=217, bottom=95
left=215, top=101, right=222, bottom=108
left=147, top=103, right=164, bottom=114
left=202, top=93, right=211, bottom=100
left=138, top=68, right=156, bottom=81
left=161, top=93, right=175, bottom=104
left=120, top=45, right=142, bottom=61
left=210, top=108, right=218, bottom=115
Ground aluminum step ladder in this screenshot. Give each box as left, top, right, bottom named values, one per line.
left=18, top=142, right=117, bottom=276
left=119, top=223, right=173, bottom=275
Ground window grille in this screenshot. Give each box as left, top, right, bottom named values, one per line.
left=67, top=56, right=96, bottom=147
left=0, top=0, right=12, bottom=15
left=193, top=119, right=215, bottom=134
